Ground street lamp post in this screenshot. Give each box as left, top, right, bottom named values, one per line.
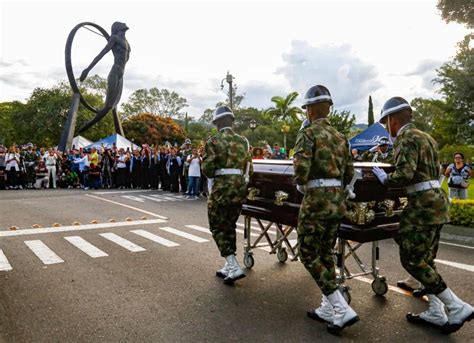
left=249, top=119, right=257, bottom=145
left=281, top=124, right=290, bottom=158
left=221, top=71, right=235, bottom=111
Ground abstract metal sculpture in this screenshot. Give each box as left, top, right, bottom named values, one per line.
left=59, top=21, right=131, bottom=151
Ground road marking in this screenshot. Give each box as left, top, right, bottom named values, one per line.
left=64, top=236, right=108, bottom=258
left=236, top=228, right=260, bottom=237
left=237, top=222, right=277, bottom=235
left=122, top=195, right=145, bottom=203
left=92, top=189, right=154, bottom=195
left=0, top=219, right=166, bottom=238
left=85, top=194, right=168, bottom=219
left=140, top=195, right=164, bottom=202
left=257, top=239, right=298, bottom=252
left=24, top=240, right=64, bottom=265
left=0, top=250, right=12, bottom=271
left=131, top=230, right=180, bottom=247
left=439, top=241, right=474, bottom=250
left=435, top=259, right=474, bottom=272
left=185, top=225, right=212, bottom=234
left=99, top=233, right=146, bottom=252
left=159, top=227, right=209, bottom=243
left=150, top=194, right=182, bottom=202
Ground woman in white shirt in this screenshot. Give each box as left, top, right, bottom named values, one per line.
left=186, top=148, right=201, bottom=198
left=5, top=146, right=21, bottom=189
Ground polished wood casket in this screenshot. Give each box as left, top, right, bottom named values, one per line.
left=242, top=160, right=407, bottom=242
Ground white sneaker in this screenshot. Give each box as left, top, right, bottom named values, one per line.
left=326, top=290, right=359, bottom=334
left=437, top=288, right=474, bottom=333
left=407, top=294, right=448, bottom=327
left=307, top=295, right=334, bottom=324
left=223, top=255, right=246, bottom=285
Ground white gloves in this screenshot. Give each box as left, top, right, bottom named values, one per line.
left=296, top=184, right=306, bottom=194
left=345, top=185, right=356, bottom=199
left=372, top=166, right=388, bottom=184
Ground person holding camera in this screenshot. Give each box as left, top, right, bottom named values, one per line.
left=445, top=152, right=471, bottom=200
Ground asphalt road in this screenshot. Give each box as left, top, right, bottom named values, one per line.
left=0, top=189, right=473, bottom=342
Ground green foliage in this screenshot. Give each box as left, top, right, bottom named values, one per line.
left=264, top=91, right=303, bottom=124
left=328, top=110, right=356, bottom=136
left=437, top=0, right=474, bottom=28
left=367, top=95, right=374, bottom=125
left=121, top=88, right=188, bottom=119
left=439, top=144, right=474, bottom=163
left=122, top=113, right=185, bottom=146
left=450, top=199, right=474, bottom=228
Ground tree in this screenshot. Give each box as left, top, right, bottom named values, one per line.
left=122, top=113, right=186, bottom=145
left=264, top=92, right=303, bottom=124
left=437, top=0, right=474, bottom=28
left=328, top=110, right=356, bottom=136
left=368, top=95, right=374, bottom=125
left=121, top=88, right=188, bottom=119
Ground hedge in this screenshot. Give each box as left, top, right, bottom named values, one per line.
left=450, top=199, right=474, bottom=228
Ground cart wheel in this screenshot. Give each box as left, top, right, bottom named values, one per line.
left=371, top=277, right=388, bottom=296
left=340, top=286, right=352, bottom=304
left=277, top=249, right=288, bottom=263
left=243, top=254, right=254, bottom=269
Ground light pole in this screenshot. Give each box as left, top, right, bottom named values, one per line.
left=249, top=119, right=257, bottom=145
left=220, top=71, right=235, bottom=111
left=281, top=124, right=290, bottom=158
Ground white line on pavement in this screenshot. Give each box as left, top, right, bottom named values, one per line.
left=24, top=240, right=64, bottom=265
left=99, top=233, right=146, bottom=252
left=159, top=227, right=209, bottom=243
left=435, top=259, right=474, bottom=272
left=236, top=228, right=260, bottom=237
left=121, top=195, right=145, bottom=202
left=439, top=241, right=474, bottom=250
left=257, top=239, right=298, bottom=252
left=64, top=236, right=108, bottom=258
left=92, top=190, right=154, bottom=195
left=0, top=250, right=12, bottom=271
left=0, top=219, right=166, bottom=238
left=185, top=225, right=212, bottom=234
left=236, top=222, right=277, bottom=235
left=131, top=230, right=180, bottom=247
left=85, top=194, right=168, bottom=219
left=140, top=195, right=164, bottom=202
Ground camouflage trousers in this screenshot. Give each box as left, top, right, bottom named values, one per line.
left=208, top=201, right=242, bottom=257
left=395, top=224, right=447, bottom=295
left=297, top=219, right=339, bottom=296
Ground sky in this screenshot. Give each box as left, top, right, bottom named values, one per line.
left=0, top=0, right=469, bottom=123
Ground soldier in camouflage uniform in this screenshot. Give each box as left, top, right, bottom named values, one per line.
left=202, top=106, right=252, bottom=285
left=293, top=85, right=358, bottom=335
left=360, top=136, right=393, bottom=163
left=373, top=97, right=473, bottom=334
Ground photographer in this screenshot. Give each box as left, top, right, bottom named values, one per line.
left=186, top=148, right=201, bottom=198
left=445, top=152, right=471, bottom=199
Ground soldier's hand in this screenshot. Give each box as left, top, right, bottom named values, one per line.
left=372, top=166, right=388, bottom=185
left=296, top=184, right=306, bottom=194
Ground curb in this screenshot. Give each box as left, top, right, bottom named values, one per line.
left=441, top=224, right=474, bottom=246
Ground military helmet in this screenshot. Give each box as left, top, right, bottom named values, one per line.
left=378, top=136, right=390, bottom=146
left=379, top=97, right=411, bottom=124
left=212, top=105, right=234, bottom=124
left=302, top=85, right=333, bottom=109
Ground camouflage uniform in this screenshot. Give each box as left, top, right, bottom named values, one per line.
left=293, top=118, right=353, bottom=295
left=360, top=149, right=393, bottom=163
left=202, top=128, right=252, bottom=257
left=386, top=123, right=449, bottom=295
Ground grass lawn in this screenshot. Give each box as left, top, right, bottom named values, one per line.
left=441, top=181, right=474, bottom=200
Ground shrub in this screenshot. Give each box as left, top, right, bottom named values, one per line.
left=449, top=199, right=474, bottom=228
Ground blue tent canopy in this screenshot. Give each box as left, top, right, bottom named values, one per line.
left=349, top=123, right=392, bottom=151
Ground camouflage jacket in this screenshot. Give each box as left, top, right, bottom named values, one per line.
left=202, top=127, right=252, bottom=205
left=387, top=123, right=449, bottom=226
left=293, top=118, right=354, bottom=221
left=360, top=149, right=393, bottom=163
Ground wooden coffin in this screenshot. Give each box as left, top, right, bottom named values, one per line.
left=242, top=160, right=407, bottom=242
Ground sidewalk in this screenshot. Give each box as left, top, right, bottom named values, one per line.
left=442, top=224, right=474, bottom=246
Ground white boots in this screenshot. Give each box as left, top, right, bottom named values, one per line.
left=307, top=295, right=334, bottom=324
left=436, top=288, right=474, bottom=333
left=218, top=255, right=245, bottom=285
left=326, top=290, right=359, bottom=334
left=407, top=295, right=448, bottom=327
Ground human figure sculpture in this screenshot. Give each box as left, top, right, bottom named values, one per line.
left=78, top=21, right=131, bottom=133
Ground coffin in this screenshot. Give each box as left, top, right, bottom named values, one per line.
left=242, top=160, right=407, bottom=242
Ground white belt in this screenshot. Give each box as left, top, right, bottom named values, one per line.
left=406, top=180, right=440, bottom=194
left=215, top=168, right=242, bottom=176
left=307, top=178, right=342, bottom=188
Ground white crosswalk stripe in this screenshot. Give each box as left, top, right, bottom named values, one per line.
left=131, top=230, right=180, bottom=247
left=64, top=236, right=108, bottom=258
left=185, top=225, right=212, bottom=234
left=24, top=240, right=64, bottom=265
left=0, top=249, right=13, bottom=271
left=99, top=233, right=146, bottom=252
left=159, top=227, right=209, bottom=243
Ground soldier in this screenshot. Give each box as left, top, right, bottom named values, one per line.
left=360, top=136, right=393, bottom=163
left=202, top=106, right=252, bottom=285
left=293, top=85, right=358, bottom=335
left=372, top=97, right=473, bottom=333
